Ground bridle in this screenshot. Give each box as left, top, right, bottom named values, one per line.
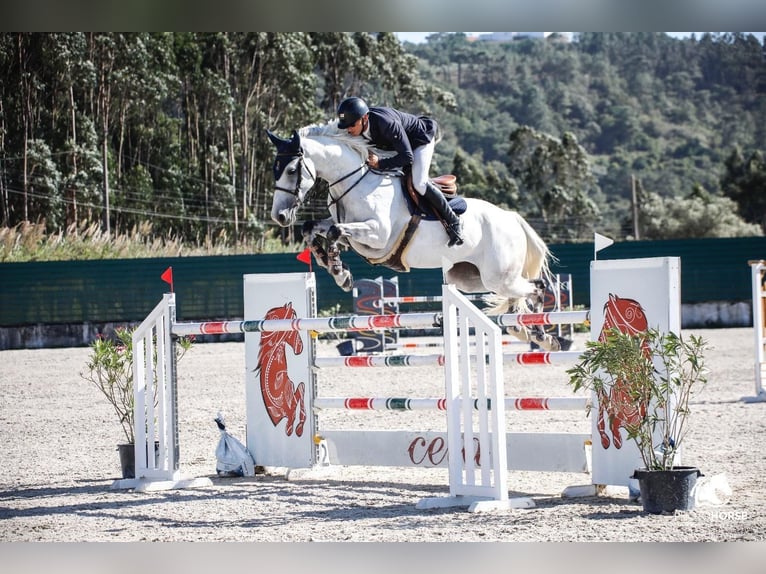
left=274, top=147, right=371, bottom=211
left=273, top=150, right=317, bottom=208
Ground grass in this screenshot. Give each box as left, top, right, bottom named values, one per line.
left=0, top=220, right=304, bottom=262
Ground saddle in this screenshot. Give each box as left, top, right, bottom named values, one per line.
left=404, top=173, right=467, bottom=219
left=364, top=173, right=466, bottom=272
left=429, top=174, right=458, bottom=197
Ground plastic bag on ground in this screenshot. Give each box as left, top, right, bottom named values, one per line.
left=692, top=473, right=732, bottom=506
left=214, top=413, right=256, bottom=477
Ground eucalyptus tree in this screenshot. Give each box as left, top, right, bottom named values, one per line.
left=312, top=32, right=363, bottom=111
left=241, top=33, right=318, bottom=226
left=106, top=33, right=182, bottom=236
left=507, top=126, right=599, bottom=241
left=3, top=33, right=47, bottom=224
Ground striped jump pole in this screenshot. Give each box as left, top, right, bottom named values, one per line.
left=377, top=293, right=487, bottom=306
left=491, top=310, right=590, bottom=328
left=172, top=311, right=442, bottom=337
left=314, top=396, right=588, bottom=411
left=313, top=350, right=583, bottom=369
left=386, top=339, right=525, bottom=350
left=173, top=309, right=587, bottom=337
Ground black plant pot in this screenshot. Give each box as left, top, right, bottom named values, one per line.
left=631, top=466, right=703, bottom=514
left=117, top=442, right=160, bottom=479
left=117, top=443, right=136, bottom=478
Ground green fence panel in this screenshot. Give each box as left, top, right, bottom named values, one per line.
left=2, top=236, right=765, bottom=326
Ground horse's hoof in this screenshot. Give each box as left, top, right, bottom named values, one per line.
left=327, top=225, right=342, bottom=242
left=557, top=336, right=573, bottom=352
left=302, top=220, right=316, bottom=237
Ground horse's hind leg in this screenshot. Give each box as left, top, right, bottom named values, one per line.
left=528, top=279, right=563, bottom=351
left=505, top=279, right=574, bottom=352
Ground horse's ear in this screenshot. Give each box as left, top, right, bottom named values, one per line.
left=289, top=130, right=301, bottom=150
left=266, top=129, right=286, bottom=148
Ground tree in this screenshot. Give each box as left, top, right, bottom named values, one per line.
left=507, top=126, right=599, bottom=241
left=721, top=147, right=766, bottom=233
left=639, top=184, right=762, bottom=239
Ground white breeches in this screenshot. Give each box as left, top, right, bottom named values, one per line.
left=411, top=139, right=436, bottom=195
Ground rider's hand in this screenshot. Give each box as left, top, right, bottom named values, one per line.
left=367, top=152, right=379, bottom=168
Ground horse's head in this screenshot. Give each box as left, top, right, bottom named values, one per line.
left=266, top=129, right=318, bottom=227
left=259, top=302, right=303, bottom=355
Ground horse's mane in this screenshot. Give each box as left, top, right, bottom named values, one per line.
left=298, top=120, right=396, bottom=162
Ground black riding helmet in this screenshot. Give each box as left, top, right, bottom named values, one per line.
left=337, top=97, right=369, bottom=129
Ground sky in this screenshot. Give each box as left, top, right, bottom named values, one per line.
left=394, top=32, right=764, bottom=44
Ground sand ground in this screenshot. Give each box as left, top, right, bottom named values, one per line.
left=1, top=327, right=764, bottom=542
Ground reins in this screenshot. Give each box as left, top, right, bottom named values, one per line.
left=279, top=148, right=371, bottom=214
left=326, top=165, right=370, bottom=210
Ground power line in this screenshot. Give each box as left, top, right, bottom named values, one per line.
left=4, top=186, right=245, bottom=226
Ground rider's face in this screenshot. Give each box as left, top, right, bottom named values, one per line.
left=346, top=115, right=366, bottom=137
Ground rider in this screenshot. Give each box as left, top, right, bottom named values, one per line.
left=336, top=97, right=464, bottom=247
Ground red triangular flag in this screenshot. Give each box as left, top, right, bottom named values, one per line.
left=296, top=248, right=312, bottom=268
left=161, top=266, right=174, bottom=292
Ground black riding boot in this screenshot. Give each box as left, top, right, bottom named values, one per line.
left=423, top=182, right=464, bottom=246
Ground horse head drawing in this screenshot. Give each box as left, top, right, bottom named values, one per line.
left=596, top=293, right=650, bottom=450
left=256, top=302, right=306, bottom=437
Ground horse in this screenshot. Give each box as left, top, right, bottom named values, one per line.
left=255, top=302, right=306, bottom=437
left=266, top=121, right=569, bottom=352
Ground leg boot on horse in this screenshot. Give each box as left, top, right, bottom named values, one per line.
left=423, top=181, right=464, bottom=247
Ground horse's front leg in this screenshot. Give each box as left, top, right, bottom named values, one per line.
left=303, top=218, right=335, bottom=241
left=327, top=220, right=388, bottom=250
left=303, top=219, right=340, bottom=270
left=303, top=220, right=353, bottom=292
left=325, top=236, right=354, bottom=292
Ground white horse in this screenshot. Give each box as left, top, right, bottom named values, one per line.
left=266, top=121, right=569, bottom=351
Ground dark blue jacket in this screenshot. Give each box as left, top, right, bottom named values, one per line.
left=366, top=107, right=437, bottom=171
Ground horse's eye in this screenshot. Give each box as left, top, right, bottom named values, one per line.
left=287, top=167, right=297, bottom=175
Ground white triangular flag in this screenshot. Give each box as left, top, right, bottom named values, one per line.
left=594, top=232, right=614, bottom=259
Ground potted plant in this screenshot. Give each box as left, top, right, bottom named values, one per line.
left=566, top=326, right=709, bottom=514
left=81, top=326, right=193, bottom=478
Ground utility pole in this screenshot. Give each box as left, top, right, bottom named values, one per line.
left=631, top=174, right=640, bottom=240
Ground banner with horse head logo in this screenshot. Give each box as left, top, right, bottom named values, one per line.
left=589, top=257, right=681, bottom=486
left=244, top=273, right=316, bottom=469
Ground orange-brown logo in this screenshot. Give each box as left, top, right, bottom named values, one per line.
left=596, top=294, right=649, bottom=449
left=256, top=303, right=306, bottom=437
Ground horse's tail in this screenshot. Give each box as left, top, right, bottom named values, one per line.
left=514, top=212, right=555, bottom=288
left=484, top=213, right=555, bottom=315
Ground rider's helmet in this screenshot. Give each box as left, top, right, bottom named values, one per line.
left=337, top=97, right=369, bottom=129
